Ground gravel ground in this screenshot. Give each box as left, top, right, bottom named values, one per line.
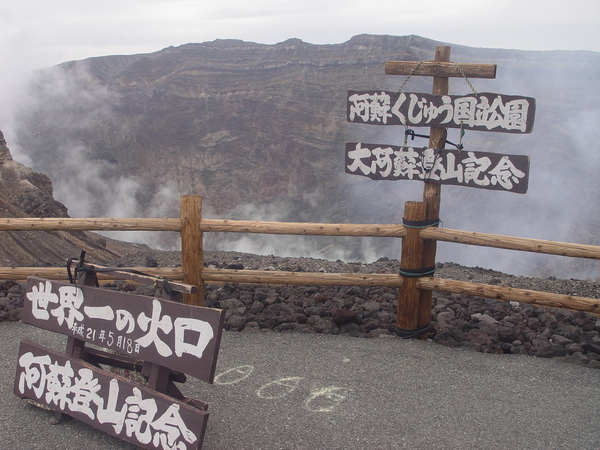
left=2, top=250, right=599, bottom=369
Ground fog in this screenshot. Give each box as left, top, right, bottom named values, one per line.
left=342, top=50, right=600, bottom=279
left=2, top=40, right=599, bottom=280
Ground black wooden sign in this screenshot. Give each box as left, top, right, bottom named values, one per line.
left=22, top=277, right=225, bottom=383
left=345, top=142, right=529, bottom=193
left=15, top=339, right=208, bottom=450
left=347, top=91, right=536, bottom=133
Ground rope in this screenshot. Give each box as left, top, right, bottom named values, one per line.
left=454, top=62, right=478, bottom=96
left=397, top=61, right=424, bottom=93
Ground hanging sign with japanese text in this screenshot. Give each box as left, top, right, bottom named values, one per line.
left=347, top=91, right=536, bottom=133
left=345, top=142, right=529, bottom=193
left=22, top=277, right=225, bottom=383
left=15, top=339, right=207, bottom=450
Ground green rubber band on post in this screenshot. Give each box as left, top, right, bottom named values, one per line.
left=402, top=218, right=442, bottom=228
left=399, top=266, right=436, bottom=278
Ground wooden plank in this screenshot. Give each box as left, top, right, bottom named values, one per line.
left=200, top=219, right=406, bottom=237
left=417, top=278, right=600, bottom=315
left=347, top=90, right=536, bottom=133
left=0, top=267, right=185, bottom=282
left=74, top=262, right=197, bottom=295
left=202, top=268, right=404, bottom=287
left=0, top=267, right=404, bottom=286
left=345, top=143, right=530, bottom=193
left=396, top=202, right=427, bottom=334
left=81, top=347, right=207, bottom=407
left=385, top=60, right=497, bottom=78
left=14, top=339, right=208, bottom=450
left=22, top=277, right=225, bottom=383
left=181, top=196, right=204, bottom=306
left=419, top=45, right=451, bottom=339
left=0, top=216, right=406, bottom=237
left=0, top=217, right=182, bottom=231
left=419, top=227, right=600, bottom=260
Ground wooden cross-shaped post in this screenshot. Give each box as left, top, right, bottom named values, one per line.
left=386, top=46, right=497, bottom=337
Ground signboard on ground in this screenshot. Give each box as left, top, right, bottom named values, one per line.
left=347, top=91, right=536, bottom=133
left=22, top=277, right=225, bottom=383
left=15, top=339, right=207, bottom=450
left=345, top=142, right=529, bottom=193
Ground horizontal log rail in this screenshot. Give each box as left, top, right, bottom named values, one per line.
left=0, top=267, right=185, bottom=281
left=2, top=207, right=600, bottom=316
left=1, top=216, right=597, bottom=260
left=418, top=277, right=600, bottom=316
left=202, top=268, right=404, bottom=287
left=421, top=227, right=600, bottom=260
left=7, top=265, right=598, bottom=316
left=200, top=219, right=407, bottom=237
left=193, top=270, right=600, bottom=316
left=2, top=266, right=402, bottom=286
left=0, top=217, right=183, bottom=231
left=0, top=217, right=406, bottom=237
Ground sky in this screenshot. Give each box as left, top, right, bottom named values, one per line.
left=1, top=0, right=599, bottom=74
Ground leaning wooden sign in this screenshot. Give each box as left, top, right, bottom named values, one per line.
left=16, top=339, right=207, bottom=449
left=15, top=277, right=225, bottom=450
left=21, top=277, right=223, bottom=383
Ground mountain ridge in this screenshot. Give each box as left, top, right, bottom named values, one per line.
left=9, top=34, right=600, bottom=277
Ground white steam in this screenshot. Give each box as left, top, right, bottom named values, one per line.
left=205, top=197, right=396, bottom=263
left=4, top=43, right=600, bottom=280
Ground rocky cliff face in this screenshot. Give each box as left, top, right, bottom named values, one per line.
left=16, top=35, right=426, bottom=216
left=0, top=130, right=68, bottom=218
left=0, top=130, right=143, bottom=266
left=11, top=34, right=600, bottom=277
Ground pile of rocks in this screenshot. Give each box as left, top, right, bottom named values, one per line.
left=200, top=277, right=600, bottom=369
left=0, top=281, right=24, bottom=322
left=3, top=251, right=599, bottom=369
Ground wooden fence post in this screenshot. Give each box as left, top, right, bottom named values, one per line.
left=396, top=201, right=428, bottom=338
left=180, top=195, right=204, bottom=306
left=417, top=45, right=451, bottom=337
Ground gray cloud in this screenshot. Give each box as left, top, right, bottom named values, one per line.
left=1, top=1, right=598, bottom=72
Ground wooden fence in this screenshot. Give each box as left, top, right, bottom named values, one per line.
left=1, top=196, right=599, bottom=337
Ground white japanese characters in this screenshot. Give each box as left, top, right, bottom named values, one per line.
left=347, top=91, right=535, bottom=133
left=346, top=142, right=528, bottom=193
left=17, top=349, right=199, bottom=450
left=25, top=281, right=215, bottom=363
left=18, top=278, right=223, bottom=449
